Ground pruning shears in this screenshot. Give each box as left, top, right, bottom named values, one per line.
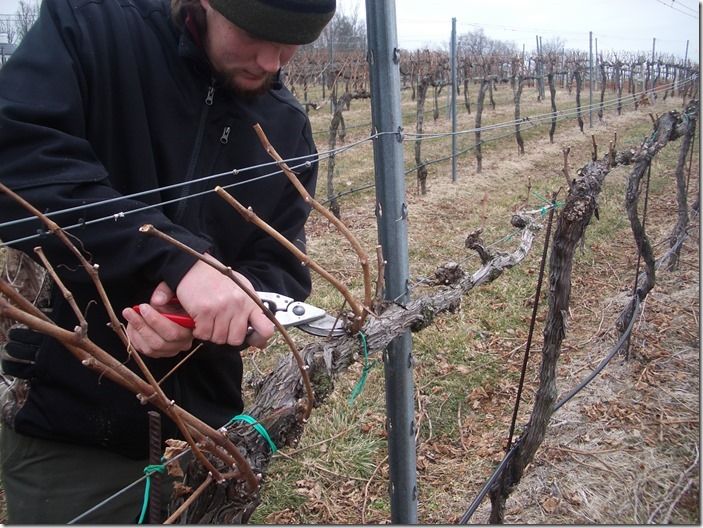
left=133, top=291, right=345, bottom=337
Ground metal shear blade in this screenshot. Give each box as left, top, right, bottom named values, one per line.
left=257, top=292, right=346, bottom=337
left=132, top=291, right=346, bottom=337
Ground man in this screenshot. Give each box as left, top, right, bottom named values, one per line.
left=0, top=0, right=335, bottom=522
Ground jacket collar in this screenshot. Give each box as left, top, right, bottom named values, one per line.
left=177, top=9, right=209, bottom=71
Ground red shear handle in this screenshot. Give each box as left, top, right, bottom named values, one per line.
left=131, top=305, right=196, bottom=329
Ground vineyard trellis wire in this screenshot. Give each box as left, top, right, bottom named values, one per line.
left=8, top=97, right=694, bottom=524
left=0, top=12, right=699, bottom=522
left=484, top=99, right=699, bottom=522
left=0, top=60, right=696, bottom=516
left=319, top=76, right=697, bottom=209
left=5, top=74, right=694, bottom=248
left=0, top=131, right=399, bottom=247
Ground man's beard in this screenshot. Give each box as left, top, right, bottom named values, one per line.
left=218, top=71, right=275, bottom=100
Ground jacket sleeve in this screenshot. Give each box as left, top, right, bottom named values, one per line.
left=0, top=0, right=209, bottom=289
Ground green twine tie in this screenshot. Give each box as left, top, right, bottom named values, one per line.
left=530, top=191, right=564, bottom=216
left=138, top=463, right=166, bottom=524
left=228, top=414, right=277, bottom=453
left=542, top=201, right=564, bottom=216
left=349, top=331, right=374, bottom=404
left=531, top=190, right=553, bottom=207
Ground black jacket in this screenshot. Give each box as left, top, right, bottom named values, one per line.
left=0, top=0, right=316, bottom=458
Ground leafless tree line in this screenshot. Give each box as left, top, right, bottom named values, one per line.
left=0, top=0, right=39, bottom=45
left=0, top=94, right=697, bottom=523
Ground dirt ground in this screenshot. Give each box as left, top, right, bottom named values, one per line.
left=250, top=98, right=700, bottom=525
left=476, top=120, right=699, bottom=525
left=468, top=245, right=700, bottom=524
left=0, top=88, right=698, bottom=524
left=427, top=113, right=700, bottom=524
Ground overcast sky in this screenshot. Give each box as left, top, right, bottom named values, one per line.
left=1, top=0, right=699, bottom=59
left=351, top=0, right=700, bottom=59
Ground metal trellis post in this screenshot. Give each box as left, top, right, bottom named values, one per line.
left=329, top=33, right=335, bottom=114
left=651, top=37, right=656, bottom=95
left=535, top=35, right=540, bottom=98
left=364, top=0, right=417, bottom=523
left=451, top=17, right=457, bottom=183
left=589, top=31, right=593, bottom=128
left=684, top=39, right=689, bottom=67
left=539, top=36, right=544, bottom=99
left=644, top=37, right=657, bottom=98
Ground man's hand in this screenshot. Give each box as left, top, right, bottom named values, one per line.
left=174, top=255, right=274, bottom=349
left=122, top=282, right=194, bottom=358
left=122, top=257, right=274, bottom=357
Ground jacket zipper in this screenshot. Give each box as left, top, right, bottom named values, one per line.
left=173, top=81, right=215, bottom=224
left=220, top=125, right=231, bottom=144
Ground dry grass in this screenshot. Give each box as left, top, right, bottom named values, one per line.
left=249, top=89, right=700, bottom=524
left=0, top=84, right=698, bottom=524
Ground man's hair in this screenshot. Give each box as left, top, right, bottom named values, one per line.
left=171, top=0, right=206, bottom=32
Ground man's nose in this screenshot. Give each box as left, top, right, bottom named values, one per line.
left=256, top=43, right=284, bottom=73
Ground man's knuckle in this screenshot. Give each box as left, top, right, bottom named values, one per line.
left=162, top=327, right=181, bottom=342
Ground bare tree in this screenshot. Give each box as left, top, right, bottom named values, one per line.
left=2, top=0, right=39, bottom=44
left=308, top=5, right=366, bottom=52
left=0, top=15, right=17, bottom=45
left=540, top=36, right=566, bottom=56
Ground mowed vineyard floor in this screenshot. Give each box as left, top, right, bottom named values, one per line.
left=247, top=87, right=700, bottom=524
left=0, top=84, right=698, bottom=524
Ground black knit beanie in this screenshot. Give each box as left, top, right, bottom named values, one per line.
left=209, top=0, right=336, bottom=45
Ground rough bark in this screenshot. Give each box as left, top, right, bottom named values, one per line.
left=487, top=101, right=699, bottom=523
left=489, top=153, right=613, bottom=523
left=548, top=70, right=557, bottom=144
left=512, top=75, right=526, bottom=155
left=415, top=76, right=430, bottom=195
left=616, top=100, right=699, bottom=337
left=326, top=92, right=350, bottom=219
left=475, top=78, right=491, bottom=173
left=666, top=108, right=697, bottom=270
left=325, top=91, right=370, bottom=219
left=574, top=68, right=584, bottom=133
left=172, top=214, right=543, bottom=523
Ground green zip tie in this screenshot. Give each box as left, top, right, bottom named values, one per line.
left=138, top=463, right=166, bottom=524
left=349, top=331, right=374, bottom=404
left=229, top=414, right=277, bottom=453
